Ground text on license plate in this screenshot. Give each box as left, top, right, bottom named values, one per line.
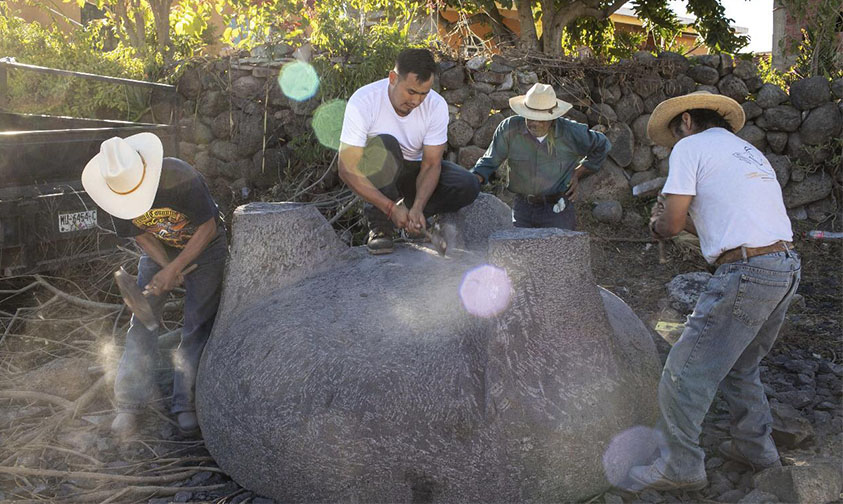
left=59, top=210, right=97, bottom=233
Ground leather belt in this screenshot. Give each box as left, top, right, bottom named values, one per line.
left=715, top=241, right=793, bottom=267
left=523, top=192, right=564, bottom=205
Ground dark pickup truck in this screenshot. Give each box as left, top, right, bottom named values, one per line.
left=0, top=60, right=179, bottom=276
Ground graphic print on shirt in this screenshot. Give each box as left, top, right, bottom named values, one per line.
left=732, top=146, right=776, bottom=181
left=132, top=207, right=196, bottom=248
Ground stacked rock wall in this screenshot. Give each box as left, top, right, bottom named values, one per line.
left=175, top=49, right=842, bottom=223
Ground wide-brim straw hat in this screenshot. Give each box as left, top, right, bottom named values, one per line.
left=81, top=132, right=163, bottom=220
left=509, top=83, right=573, bottom=121
left=647, top=91, right=745, bottom=147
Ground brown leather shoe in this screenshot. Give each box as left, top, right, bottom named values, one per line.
left=718, top=440, right=782, bottom=471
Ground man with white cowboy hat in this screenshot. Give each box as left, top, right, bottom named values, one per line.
left=82, top=132, right=227, bottom=436
left=627, top=91, right=799, bottom=491
left=471, top=82, right=610, bottom=229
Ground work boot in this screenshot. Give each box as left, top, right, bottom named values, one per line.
left=177, top=411, right=200, bottom=433
left=111, top=412, right=138, bottom=437
left=367, top=228, right=394, bottom=255
left=718, top=440, right=782, bottom=471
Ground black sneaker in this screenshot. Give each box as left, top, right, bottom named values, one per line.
left=367, top=229, right=394, bottom=255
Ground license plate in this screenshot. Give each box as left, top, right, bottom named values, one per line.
left=58, top=209, right=97, bottom=233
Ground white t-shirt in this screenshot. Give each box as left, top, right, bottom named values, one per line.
left=662, top=128, right=793, bottom=264
left=340, top=78, right=449, bottom=161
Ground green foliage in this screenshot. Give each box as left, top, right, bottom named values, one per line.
left=216, top=0, right=307, bottom=49
left=755, top=54, right=792, bottom=88
left=0, top=12, right=146, bottom=119
left=170, top=1, right=215, bottom=59
left=684, top=0, right=748, bottom=54
left=779, top=0, right=842, bottom=78
left=606, top=30, right=648, bottom=60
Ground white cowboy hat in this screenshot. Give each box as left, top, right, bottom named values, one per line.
left=647, top=91, right=745, bottom=148
left=509, top=83, right=573, bottom=121
left=81, top=132, right=163, bottom=220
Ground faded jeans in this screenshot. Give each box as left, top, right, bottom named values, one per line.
left=654, top=250, right=801, bottom=481
left=115, top=233, right=227, bottom=414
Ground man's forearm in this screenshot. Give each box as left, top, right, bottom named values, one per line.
left=339, top=165, right=394, bottom=213
left=412, top=162, right=441, bottom=211
left=135, top=234, right=171, bottom=267
left=572, top=164, right=590, bottom=181
left=168, top=218, right=217, bottom=272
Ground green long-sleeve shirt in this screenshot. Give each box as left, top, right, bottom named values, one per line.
left=471, top=115, right=611, bottom=195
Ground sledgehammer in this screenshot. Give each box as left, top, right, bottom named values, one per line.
left=114, top=263, right=197, bottom=331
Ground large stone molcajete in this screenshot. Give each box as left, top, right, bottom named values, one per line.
left=197, top=194, right=662, bottom=502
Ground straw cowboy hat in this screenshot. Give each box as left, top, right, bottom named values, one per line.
left=647, top=91, right=745, bottom=147
left=82, top=132, right=163, bottom=220
left=509, top=83, right=573, bottom=121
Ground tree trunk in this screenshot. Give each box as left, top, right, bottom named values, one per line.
left=113, top=1, right=143, bottom=50
left=149, top=0, right=173, bottom=62
left=515, top=0, right=540, bottom=52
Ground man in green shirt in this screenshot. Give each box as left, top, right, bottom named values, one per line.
left=471, top=83, right=611, bottom=229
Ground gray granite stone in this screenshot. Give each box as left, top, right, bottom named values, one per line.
left=197, top=206, right=660, bottom=503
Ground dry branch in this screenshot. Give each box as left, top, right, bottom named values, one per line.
left=0, top=466, right=203, bottom=484
left=64, top=483, right=226, bottom=503
left=0, top=390, right=74, bottom=409
left=33, top=276, right=121, bottom=311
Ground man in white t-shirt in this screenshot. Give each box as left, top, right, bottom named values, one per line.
left=627, top=92, right=801, bottom=492
left=339, top=48, right=480, bottom=254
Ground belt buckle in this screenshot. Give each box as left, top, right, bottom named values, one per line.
left=526, top=194, right=541, bottom=205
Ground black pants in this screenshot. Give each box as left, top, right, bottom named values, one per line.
left=360, top=134, right=480, bottom=230
left=512, top=195, right=577, bottom=230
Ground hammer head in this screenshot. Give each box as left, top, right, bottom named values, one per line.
left=114, top=267, right=159, bottom=331
left=423, top=225, right=447, bottom=257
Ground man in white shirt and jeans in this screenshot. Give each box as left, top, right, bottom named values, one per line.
left=339, top=48, right=480, bottom=254
left=628, top=92, right=801, bottom=491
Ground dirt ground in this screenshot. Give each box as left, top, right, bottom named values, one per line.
left=0, top=204, right=840, bottom=503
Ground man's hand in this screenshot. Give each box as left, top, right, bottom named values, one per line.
left=566, top=165, right=588, bottom=200
left=650, top=193, right=693, bottom=239
left=144, top=264, right=182, bottom=296
left=390, top=203, right=410, bottom=230
left=649, top=194, right=667, bottom=239
left=407, top=206, right=426, bottom=234
left=565, top=174, right=580, bottom=200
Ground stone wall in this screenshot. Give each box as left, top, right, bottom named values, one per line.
left=175, top=49, right=842, bottom=224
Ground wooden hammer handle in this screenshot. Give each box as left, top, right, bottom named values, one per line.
left=181, top=263, right=199, bottom=275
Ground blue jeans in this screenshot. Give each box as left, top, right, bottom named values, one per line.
left=115, top=233, right=227, bottom=414
left=654, top=250, right=800, bottom=481
left=512, top=195, right=577, bottom=230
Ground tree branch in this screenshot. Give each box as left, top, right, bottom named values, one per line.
left=476, top=0, right=516, bottom=42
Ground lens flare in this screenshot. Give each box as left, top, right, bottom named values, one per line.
left=278, top=61, right=319, bottom=102
left=357, top=136, right=398, bottom=188
left=312, top=99, right=347, bottom=150
left=602, top=425, right=662, bottom=490
left=459, top=265, right=512, bottom=317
